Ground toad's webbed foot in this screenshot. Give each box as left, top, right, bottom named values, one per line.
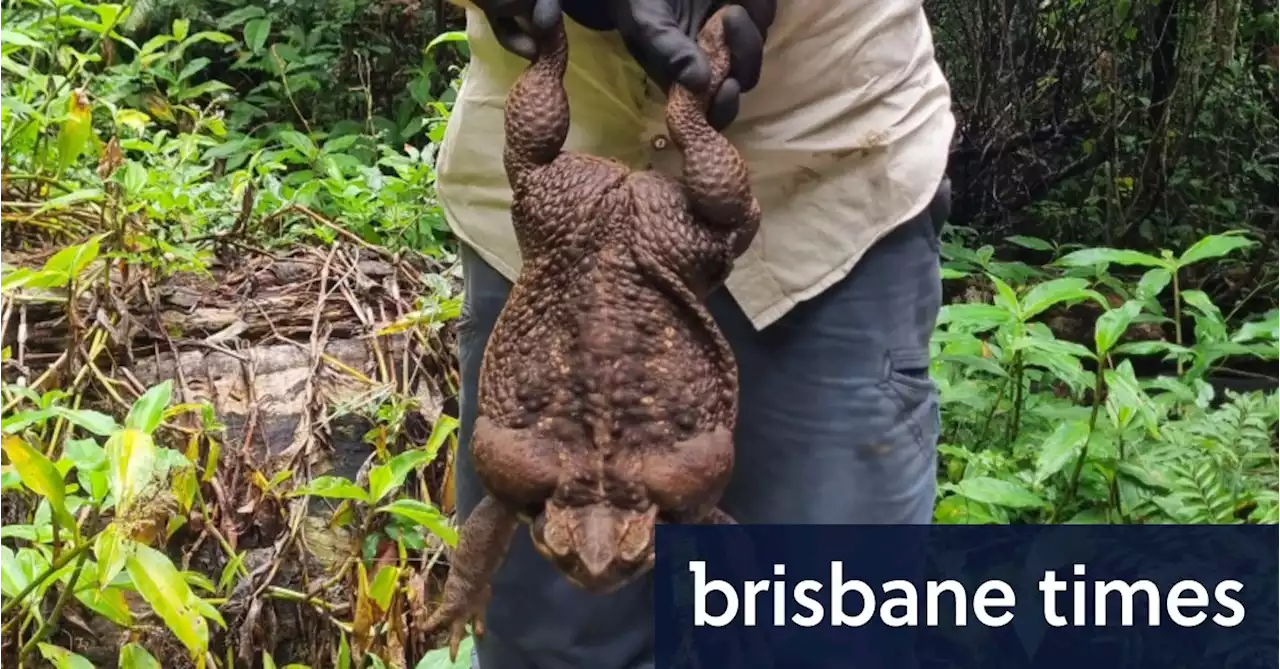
left=420, top=495, right=519, bottom=661
left=426, top=584, right=490, bottom=663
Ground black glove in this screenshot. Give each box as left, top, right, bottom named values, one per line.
left=608, top=0, right=776, bottom=130
left=473, top=0, right=775, bottom=130
left=470, top=0, right=566, bottom=61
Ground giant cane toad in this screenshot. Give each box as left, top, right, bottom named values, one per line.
left=421, top=5, right=761, bottom=657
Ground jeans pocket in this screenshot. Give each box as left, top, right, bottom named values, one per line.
left=885, top=347, right=934, bottom=398
left=882, top=346, right=940, bottom=457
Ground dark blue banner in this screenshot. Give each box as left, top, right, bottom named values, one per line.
left=652, top=524, right=1278, bottom=669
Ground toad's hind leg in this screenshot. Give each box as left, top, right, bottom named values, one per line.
left=640, top=426, right=736, bottom=523
left=471, top=416, right=563, bottom=514
left=420, top=495, right=520, bottom=661
left=503, top=13, right=569, bottom=187
left=665, top=7, right=761, bottom=254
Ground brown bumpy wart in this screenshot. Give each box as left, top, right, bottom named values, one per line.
left=420, top=6, right=761, bottom=660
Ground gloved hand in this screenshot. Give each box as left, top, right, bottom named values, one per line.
left=609, top=0, right=776, bottom=130
left=472, top=0, right=775, bottom=130
left=470, top=0, right=566, bottom=61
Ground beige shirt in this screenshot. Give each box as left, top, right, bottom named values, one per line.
left=435, top=1, right=955, bottom=329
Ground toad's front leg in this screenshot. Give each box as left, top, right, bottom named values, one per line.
left=502, top=9, right=569, bottom=187
left=420, top=495, right=520, bottom=661
left=664, top=6, right=761, bottom=255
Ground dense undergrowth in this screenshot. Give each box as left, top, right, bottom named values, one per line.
left=0, top=1, right=1276, bottom=668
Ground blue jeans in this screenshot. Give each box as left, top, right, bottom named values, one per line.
left=452, top=181, right=948, bottom=669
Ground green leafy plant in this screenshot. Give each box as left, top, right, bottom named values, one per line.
left=932, top=229, right=1277, bottom=526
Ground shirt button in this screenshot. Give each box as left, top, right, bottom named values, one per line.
left=650, top=134, right=670, bottom=151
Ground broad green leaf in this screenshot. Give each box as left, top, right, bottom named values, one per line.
left=55, top=90, right=94, bottom=175
left=1094, top=300, right=1144, bottom=356
left=1005, top=235, right=1054, bottom=251
left=1019, top=277, right=1097, bottom=320
left=43, top=233, right=106, bottom=283
left=119, top=161, right=148, bottom=196
left=1177, top=233, right=1256, bottom=267
left=171, top=18, right=190, bottom=41
left=52, top=407, right=118, bottom=436
left=0, top=466, right=21, bottom=491
left=1117, top=462, right=1172, bottom=491
left=1135, top=268, right=1172, bottom=302
left=425, top=30, right=468, bottom=53
left=934, top=494, right=1003, bottom=524
left=288, top=475, right=369, bottom=502
left=244, top=18, right=272, bottom=53
left=952, top=477, right=1047, bottom=509
left=119, top=642, right=163, bottom=669
left=94, top=523, right=133, bottom=588
left=937, top=353, right=1009, bottom=378
left=139, top=33, right=176, bottom=57
left=88, top=3, right=127, bottom=27
left=184, top=570, right=218, bottom=595
left=204, top=136, right=256, bottom=160
left=1231, top=314, right=1279, bottom=344
left=368, top=565, right=400, bottom=612
left=1, top=523, right=50, bottom=542
left=1, top=435, right=73, bottom=527
left=191, top=595, right=227, bottom=629
left=1103, top=361, right=1160, bottom=438
left=126, top=543, right=209, bottom=658
left=37, top=644, right=95, bottom=669
left=988, top=274, right=1020, bottom=315
left=0, top=545, right=28, bottom=597
left=126, top=381, right=173, bottom=434
left=106, top=427, right=158, bottom=515
left=217, top=5, right=266, bottom=29
left=379, top=498, right=458, bottom=546
left=368, top=449, right=433, bottom=502
left=1179, top=290, right=1221, bottom=319
left=1063, top=509, right=1109, bottom=524
left=937, top=303, right=1014, bottom=332
left=277, top=130, right=317, bottom=158
left=338, top=632, right=352, bottom=669
left=323, top=134, right=360, bottom=153
left=1034, top=420, right=1091, bottom=483
left=76, top=583, right=134, bottom=627
left=0, top=28, right=42, bottom=51
left=2, top=407, right=55, bottom=433
left=115, top=108, right=151, bottom=132
left=264, top=469, right=294, bottom=491
left=32, top=189, right=104, bottom=218
left=1055, top=247, right=1165, bottom=269
left=425, top=415, right=459, bottom=461
left=0, top=267, right=41, bottom=293
left=175, top=79, right=234, bottom=101
left=1014, top=333, right=1094, bottom=360
left=1111, top=341, right=1193, bottom=358
left=186, top=30, right=237, bottom=45
left=173, top=466, right=197, bottom=512
left=415, top=636, right=475, bottom=669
